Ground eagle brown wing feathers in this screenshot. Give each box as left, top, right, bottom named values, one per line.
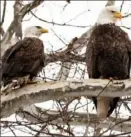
left=2, top=37, right=45, bottom=86
left=86, top=24, right=131, bottom=119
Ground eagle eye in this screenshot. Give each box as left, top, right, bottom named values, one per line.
left=36, top=26, right=42, bottom=29
left=111, top=10, right=115, bottom=13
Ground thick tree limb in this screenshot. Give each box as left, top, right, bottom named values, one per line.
left=1, top=79, right=131, bottom=118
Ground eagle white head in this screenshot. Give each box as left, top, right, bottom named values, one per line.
left=24, top=26, right=48, bottom=38
left=97, top=6, right=122, bottom=25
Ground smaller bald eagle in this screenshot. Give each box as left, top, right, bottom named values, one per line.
left=86, top=6, right=131, bottom=119
left=1, top=26, right=48, bottom=87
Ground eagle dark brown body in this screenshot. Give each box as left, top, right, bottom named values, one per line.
left=86, top=24, right=131, bottom=117
left=2, top=37, right=45, bottom=86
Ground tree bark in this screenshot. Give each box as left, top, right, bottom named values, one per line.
left=1, top=79, right=131, bottom=118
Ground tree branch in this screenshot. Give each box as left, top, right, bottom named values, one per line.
left=1, top=0, right=45, bottom=56
left=1, top=79, right=131, bottom=118
left=30, top=11, right=90, bottom=28
left=0, top=26, right=5, bottom=37
left=120, top=0, right=125, bottom=12
left=45, top=37, right=85, bottom=65
left=17, top=106, right=131, bottom=133
left=0, top=0, right=7, bottom=26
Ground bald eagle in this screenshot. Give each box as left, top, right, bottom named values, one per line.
left=1, top=26, right=48, bottom=86
left=86, top=6, right=131, bottom=119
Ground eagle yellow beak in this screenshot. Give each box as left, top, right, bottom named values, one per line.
left=114, top=12, right=122, bottom=19
left=39, top=28, right=48, bottom=33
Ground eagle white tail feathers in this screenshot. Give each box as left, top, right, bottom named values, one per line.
left=97, top=97, right=110, bottom=120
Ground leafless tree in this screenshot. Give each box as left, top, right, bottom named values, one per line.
left=1, top=0, right=131, bottom=136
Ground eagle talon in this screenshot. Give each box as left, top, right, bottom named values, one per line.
left=12, top=80, right=20, bottom=89
left=109, top=77, right=119, bottom=82
left=109, top=77, right=114, bottom=81
left=112, top=81, right=125, bottom=88
left=113, top=81, right=124, bottom=85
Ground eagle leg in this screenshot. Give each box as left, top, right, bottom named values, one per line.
left=15, top=75, right=38, bottom=86
left=9, top=75, right=31, bottom=88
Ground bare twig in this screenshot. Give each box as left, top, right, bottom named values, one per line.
left=0, top=0, right=7, bottom=26
left=2, top=107, right=131, bottom=133
left=123, top=14, right=131, bottom=18
left=120, top=0, right=125, bottom=12
left=0, top=26, right=5, bottom=36
left=120, top=25, right=131, bottom=30
left=30, top=11, right=90, bottom=28
left=1, top=0, right=45, bottom=55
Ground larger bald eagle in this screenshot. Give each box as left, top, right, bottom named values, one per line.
left=1, top=26, right=48, bottom=86
left=86, top=6, right=131, bottom=119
